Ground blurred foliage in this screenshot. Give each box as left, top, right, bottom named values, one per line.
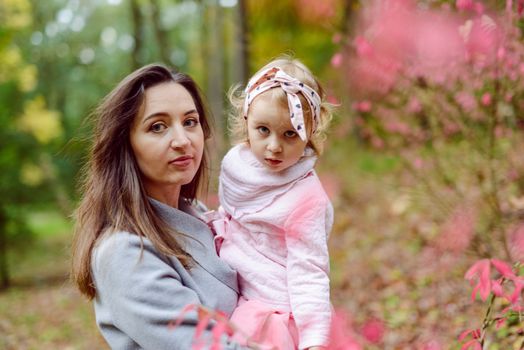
left=246, top=0, right=341, bottom=74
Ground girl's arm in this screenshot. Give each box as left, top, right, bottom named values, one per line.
left=284, top=184, right=333, bottom=349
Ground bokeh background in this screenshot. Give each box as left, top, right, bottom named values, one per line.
left=1, top=0, right=523, bottom=349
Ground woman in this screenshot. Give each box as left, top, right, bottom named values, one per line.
left=71, top=64, right=247, bottom=349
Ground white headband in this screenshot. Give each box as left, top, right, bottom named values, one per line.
left=243, top=67, right=321, bottom=141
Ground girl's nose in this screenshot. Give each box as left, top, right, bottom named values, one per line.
left=170, top=125, right=190, bottom=149
left=267, top=137, right=282, bottom=153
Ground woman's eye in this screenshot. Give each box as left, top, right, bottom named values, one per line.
left=150, top=123, right=167, bottom=133
left=284, top=130, right=297, bottom=138
left=257, top=126, right=270, bottom=135
left=184, top=118, right=199, bottom=127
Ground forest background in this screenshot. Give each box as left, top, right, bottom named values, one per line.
left=1, top=0, right=523, bottom=349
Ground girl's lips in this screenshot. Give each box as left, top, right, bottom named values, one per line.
left=265, top=158, right=282, bottom=166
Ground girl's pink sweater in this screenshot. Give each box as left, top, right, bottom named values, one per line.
left=214, top=144, right=333, bottom=349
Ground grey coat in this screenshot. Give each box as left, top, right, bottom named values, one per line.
left=92, top=198, right=245, bottom=349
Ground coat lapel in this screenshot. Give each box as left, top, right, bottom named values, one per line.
left=150, top=198, right=239, bottom=294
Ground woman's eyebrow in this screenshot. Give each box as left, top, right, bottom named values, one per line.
left=142, top=112, right=167, bottom=124
left=184, top=109, right=198, bottom=116
left=142, top=109, right=198, bottom=124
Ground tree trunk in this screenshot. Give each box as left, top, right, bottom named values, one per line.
left=149, top=0, right=171, bottom=65
left=39, top=153, right=73, bottom=217
left=341, top=0, right=356, bottom=39
left=234, top=0, right=249, bottom=85
left=206, top=0, right=225, bottom=153
left=130, top=0, right=145, bottom=69
left=0, top=208, right=9, bottom=290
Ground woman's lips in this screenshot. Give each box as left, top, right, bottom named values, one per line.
left=170, top=155, right=193, bottom=168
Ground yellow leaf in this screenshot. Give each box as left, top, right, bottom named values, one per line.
left=20, top=162, right=44, bottom=187
left=1, top=0, right=32, bottom=29
left=0, top=47, right=23, bottom=83
left=18, top=64, right=37, bottom=92
left=18, top=96, right=63, bottom=144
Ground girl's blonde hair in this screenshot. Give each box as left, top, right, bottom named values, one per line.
left=228, top=56, right=332, bottom=155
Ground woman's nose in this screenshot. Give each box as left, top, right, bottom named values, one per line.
left=170, top=125, right=190, bottom=149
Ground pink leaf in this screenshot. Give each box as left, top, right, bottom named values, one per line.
left=423, top=340, right=443, bottom=350
left=435, top=206, right=476, bottom=253
left=211, top=321, right=228, bottom=350
left=458, top=328, right=480, bottom=341
left=496, top=317, right=506, bottom=329
left=328, top=309, right=363, bottom=350
left=195, top=312, right=212, bottom=340
left=357, top=100, right=372, bottom=112
left=508, top=278, right=524, bottom=304
left=508, top=224, right=524, bottom=262
left=511, top=304, right=524, bottom=312
left=490, top=259, right=516, bottom=278
left=332, top=33, right=342, bottom=44
left=461, top=339, right=482, bottom=350
left=491, top=279, right=504, bottom=297
left=480, top=93, right=492, bottom=106
left=354, top=36, right=373, bottom=57
left=331, top=53, right=343, bottom=68
left=361, top=318, right=385, bottom=344
left=169, top=304, right=197, bottom=330
left=456, top=0, right=474, bottom=11
left=465, top=259, right=491, bottom=301
left=319, top=173, right=341, bottom=200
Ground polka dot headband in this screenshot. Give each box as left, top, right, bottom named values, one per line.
left=243, top=67, right=321, bottom=141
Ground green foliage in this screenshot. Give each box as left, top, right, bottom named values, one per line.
left=247, top=0, right=339, bottom=75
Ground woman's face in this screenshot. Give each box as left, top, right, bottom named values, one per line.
left=130, top=82, right=204, bottom=206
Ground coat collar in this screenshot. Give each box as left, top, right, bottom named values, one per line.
left=149, top=198, right=239, bottom=294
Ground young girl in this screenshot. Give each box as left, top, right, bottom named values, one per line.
left=208, top=57, right=333, bottom=350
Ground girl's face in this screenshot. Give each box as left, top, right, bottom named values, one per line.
left=246, top=91, right=308, bottom=172
left=130, top=82, right=204, bottom=206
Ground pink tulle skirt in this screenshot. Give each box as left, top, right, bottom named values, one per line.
left=231, top=297, right=299, bottom=350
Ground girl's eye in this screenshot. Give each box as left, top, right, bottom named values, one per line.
left=184, top=118, right=199, bottom=127
left=284, top=130, right=297, bottom=138
left=257, top=126, right=270, bottom=135
left=150, top=123, right=167, bottom=133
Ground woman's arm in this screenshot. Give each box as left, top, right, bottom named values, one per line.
left=92, top=232, right=246, bottom=350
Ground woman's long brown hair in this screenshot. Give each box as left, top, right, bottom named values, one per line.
left=71, top=64, right=212, bottom=299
